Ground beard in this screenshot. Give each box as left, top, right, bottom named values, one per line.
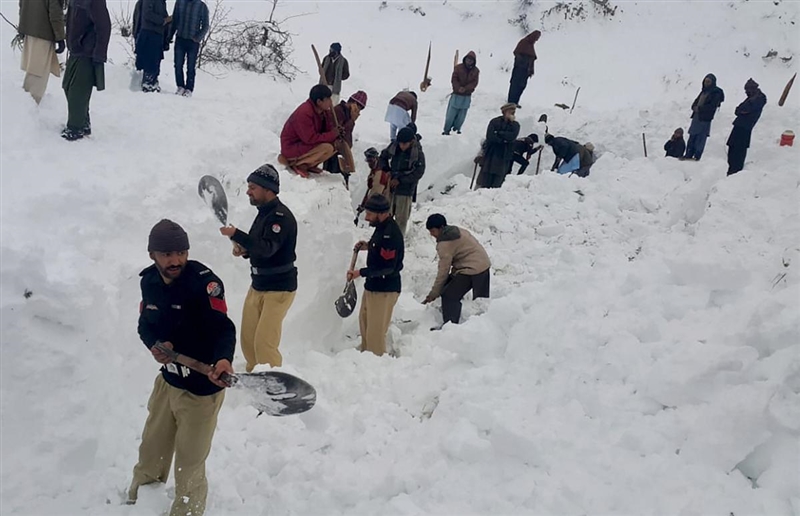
left=505, top=114, right=516, bottom=122
left=369, top=219, right=380, bottom=227
left=156, top=261, right=185, bottom=280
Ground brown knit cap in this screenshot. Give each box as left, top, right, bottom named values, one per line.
left=148, top=219, right=190, bottom=252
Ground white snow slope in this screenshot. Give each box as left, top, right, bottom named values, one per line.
left=2, top=0, right=800, bottom=514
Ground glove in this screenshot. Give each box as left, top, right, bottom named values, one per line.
left=473, top=155, right=484, bottom=165
left=55, top=40, right=66, bottom=54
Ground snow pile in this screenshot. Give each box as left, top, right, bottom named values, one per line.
left=1, top=0, right=799, bottom=514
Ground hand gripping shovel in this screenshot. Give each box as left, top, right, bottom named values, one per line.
left=334, top=250, right=359, bottom=318
left=153, top=343, right=316, bottom=417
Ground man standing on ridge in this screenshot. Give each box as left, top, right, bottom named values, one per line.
left=219, top=165, right=298, bottom=372
left=320, top=42, right=350, bottom=104
left=61, top=0, right=111, bottom=141
left=278, top=84, right=340, bottom=177
left=18, top=0, right=66, bottom=104
left=443, top=51, right=479, bottom=135
left=726, top=78, right=767, bottom=176
left=347, top=194, right=404, bottom=357
left=684, top=73, right=724, bottom=161
left=507, top=30, right=540, bottom=108
left=168, top=0, right=209, bottom=97
left=128, top=219, right=235, bottom=516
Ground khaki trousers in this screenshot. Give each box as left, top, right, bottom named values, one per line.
left=285, top=143, right=337, bottom=170
left=359, top=290, right=399, bottom=356
left=20, top=35, right=60, bottom=104
left=392, top=194, right=413, bottom=236
left=129, top=375, right=224, bottom=516
left=241, top=288, right=296, bottom=371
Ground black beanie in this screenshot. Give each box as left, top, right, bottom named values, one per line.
left=364, top=194, right=390, bottom=213
left=148, top=219, right=190, bottom=252
left=426, top=213, right=447, bottom=229
left=247, top=164, right=280, bottom=194
left=397, top=127, right=415, bottom=143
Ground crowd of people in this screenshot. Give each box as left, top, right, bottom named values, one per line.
left=15, top=1, right=775, bottom=514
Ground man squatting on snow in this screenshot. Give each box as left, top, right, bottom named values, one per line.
left=278, top=84, right=341, bottom=177
left=348, top=194, right=405, bottom=357
left=220, top=165, right=299, bottom=372
left=129, top=219, right=235, bottom=516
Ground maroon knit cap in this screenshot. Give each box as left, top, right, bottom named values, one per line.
left=148, top=219, right=190, bottom=252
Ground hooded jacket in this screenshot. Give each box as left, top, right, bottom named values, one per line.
left=451, top=51, right=480, bottom=96
left=513, top=30, right=540, bottom=76
left=65, top=0, right=111, bottom=62
left=18, top=0, right=65, bottom=42
left=428, top=226, right=491, bottom=299
left=691, top=73, right=725, bottom=122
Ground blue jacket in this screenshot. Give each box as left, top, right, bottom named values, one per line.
left=169, top=0, right=209, bottom=42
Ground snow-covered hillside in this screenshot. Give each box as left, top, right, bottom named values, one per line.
left=1, top=0, right=799, bottom=514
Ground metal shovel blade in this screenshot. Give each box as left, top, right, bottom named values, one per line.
left=334, top=281, right=357, bottom=318
left=198, top=175, right=229, bottom=225
left=230, top=371, right=317, bottom=416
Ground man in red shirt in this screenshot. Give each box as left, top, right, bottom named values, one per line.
left=278, top=84, right=339, bottom=177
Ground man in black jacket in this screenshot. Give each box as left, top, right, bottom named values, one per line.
left=509, top=133, right=541, bottom=175
left=476, top=103, right=520, bottom=188
left=129, top=219, right=235, bottom=516
left=545, top=134, right=594, bottom=177
left=133, top=0, right=171, bottom=92
left=220, top=165, right=297, bottom=371
left=61, top=0, right=111, bottom=140
left=347, top=195, right=404, bottom=356
left=684, top=73, right=724, bottom=161
left=379, top=126, right=425, bottom=236
left=727, top=78, right=767, bottom=176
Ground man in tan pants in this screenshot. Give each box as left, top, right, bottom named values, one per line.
left=18, top=0, right=66, bottom=104
left=221, top=165, right=298, bottom=371
left=347, top=194, right=404, bottom=356
left=130, top=220, right=236, bottom=516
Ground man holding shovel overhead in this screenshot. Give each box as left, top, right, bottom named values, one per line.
left=128, top=219, right=235, bottom=516
left=219, top=165, right=298, bottom=372
left=347, top=194, right=404, bottom=356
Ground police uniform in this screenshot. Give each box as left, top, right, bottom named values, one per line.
left=231, top=197, right=298, bottom=371
left=130, top=260, right=235, bottom=516
left=359, top=214, right=404, bottom=356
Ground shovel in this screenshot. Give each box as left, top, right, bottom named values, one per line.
left=334, top=250, right=359, bottom=318
left=198, top=175, right=244, bottom=254
left=153, top=343, right=316, bottom=417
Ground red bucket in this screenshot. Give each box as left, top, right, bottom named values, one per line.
left=780, top=130, right=795, bottom=147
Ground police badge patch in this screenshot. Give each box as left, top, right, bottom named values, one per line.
left=272, top=224, right=281, bottom=234
left=206, top=282, right=222, bottom=297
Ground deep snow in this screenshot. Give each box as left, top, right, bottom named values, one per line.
left=1, top=0, right=799, bottom=514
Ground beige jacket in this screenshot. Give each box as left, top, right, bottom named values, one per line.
left=428, top=226, right=491, bottom=299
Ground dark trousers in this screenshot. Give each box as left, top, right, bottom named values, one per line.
left=136, top=29, right=164, bottom=88
left=507, top=64, right=529, bottom=104
left=685, top=133, right=708, bottom=160
left=174, top=37, right=200, bottom=91
left=727, top=126, right=751, bottom=176
left=62, top=56, right=94, bottom=131
left=508, top=153, right=530, bottom=175
left=441, top=269, right=491, bottom=324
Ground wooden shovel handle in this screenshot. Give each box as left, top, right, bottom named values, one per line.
left=348, top=249, right=358, bottom=270
left=153, top=342, right=236, bottom=386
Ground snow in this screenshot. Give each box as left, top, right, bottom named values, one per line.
left=2, top=0, right=800, bottom=514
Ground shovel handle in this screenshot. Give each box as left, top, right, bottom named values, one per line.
left=153, top=342, right=235, bottom=387
left=348, top=249, right=358, bottom=270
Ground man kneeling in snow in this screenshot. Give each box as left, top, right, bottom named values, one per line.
left=545, top=134, right=594, bottom=178
left=423, top=214, right=491, bottom=327
left=128, top=220, right=235, bottom=516
left=278, top=84, right=340, bottom=177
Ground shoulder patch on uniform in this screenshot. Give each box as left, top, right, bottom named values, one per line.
left=271, top=224, right=281, bottom=234
left=199, top=269, right=211, bottom=275
left=206, top=281, right=223, bottom=298
left=380, top=248, right=397, bottom=260
left=383, top=234, right=391, bottom=239
left=275, top=211, right=285, bottom=217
